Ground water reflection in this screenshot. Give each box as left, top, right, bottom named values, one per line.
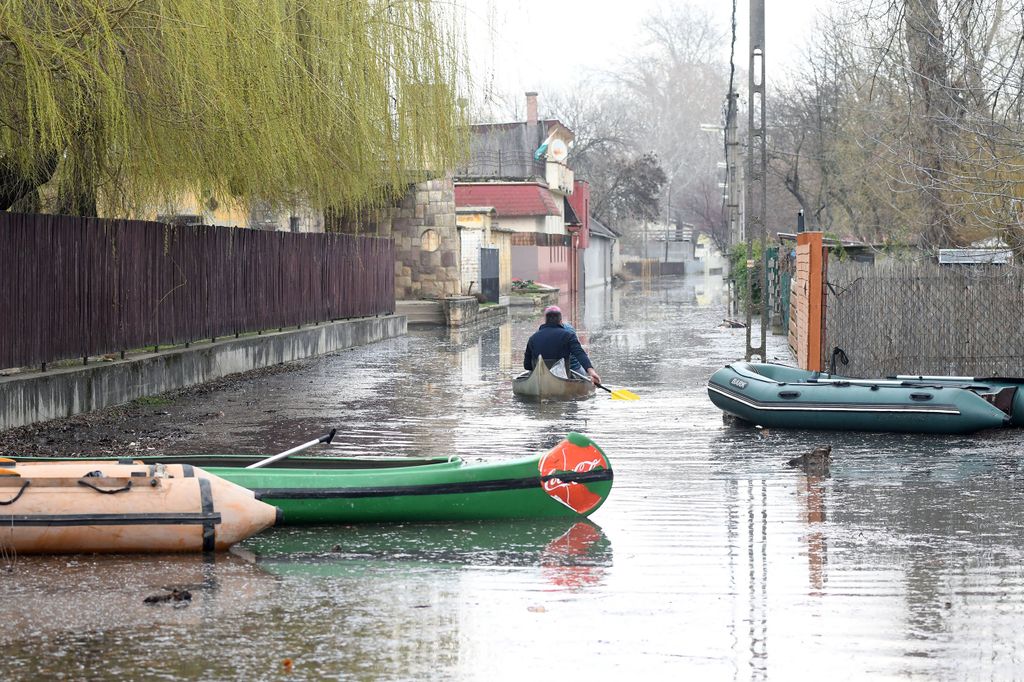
left=0, top=553, right=275, bottom=640
left=7, top=276, right=1024, bottom=678
left=242, top=521, right=611, bottom=592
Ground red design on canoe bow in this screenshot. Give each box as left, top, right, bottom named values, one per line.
left=538, top=439, right=610, bottom=515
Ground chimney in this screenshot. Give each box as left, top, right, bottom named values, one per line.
left=525, top=91, right=538, bottom=124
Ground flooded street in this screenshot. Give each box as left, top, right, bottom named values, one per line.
left=4, top=275, right=1024, bottom=679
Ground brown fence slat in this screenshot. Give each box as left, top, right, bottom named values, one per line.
left=0, top=213, right=395, bottom=369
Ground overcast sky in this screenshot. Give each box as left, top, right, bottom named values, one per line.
left=464, top=0, right=830, bottom=114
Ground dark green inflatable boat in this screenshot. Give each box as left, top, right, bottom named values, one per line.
left=707, top=362, right=1012, bottom=434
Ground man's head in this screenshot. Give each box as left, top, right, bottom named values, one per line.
left=543, top=305, right=562, bottom=325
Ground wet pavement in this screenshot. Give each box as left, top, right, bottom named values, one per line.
left=3, top=275, right=1024, bottom=679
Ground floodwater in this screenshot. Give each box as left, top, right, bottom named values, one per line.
left=4, top=275, right=1024, bottom=680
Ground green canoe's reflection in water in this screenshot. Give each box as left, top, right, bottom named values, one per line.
left=241, top=520, right=612, bottom=591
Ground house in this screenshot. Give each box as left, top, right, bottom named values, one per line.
left=147, top=196, right=324, bottom=232
left=454, top=92, right=580, bottom=296
left=456, top=206, right=513, bottom=305
left=586, top=217, right=619, bottom=288
left=639, top=221, right=693, bottom=274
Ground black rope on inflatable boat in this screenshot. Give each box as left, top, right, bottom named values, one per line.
left=0, top=480, right=29, bottom=505
left=829, top=347, right=849, bottom=375
left=77, top=479, right=132, bottom=495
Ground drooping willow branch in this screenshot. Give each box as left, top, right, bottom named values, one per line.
left=0, top=0, right=469, bottom=216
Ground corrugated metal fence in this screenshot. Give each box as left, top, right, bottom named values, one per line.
left=0, top=212, right=395, bottom=369
left=824, top=258, right=1024, bottom=377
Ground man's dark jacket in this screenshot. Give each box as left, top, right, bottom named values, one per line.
left=523, top=323, right=593, bottom=372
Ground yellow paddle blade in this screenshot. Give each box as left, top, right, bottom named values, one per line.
left=610, top=388, right=640, bottom=401
left=0, top=468, right=21, bottom=477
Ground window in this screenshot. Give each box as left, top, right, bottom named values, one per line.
left=421, top=229, right=440, bottom=252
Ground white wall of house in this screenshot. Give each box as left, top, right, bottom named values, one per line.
left=543, top=214, right=565, bottom=235
left=499, top=214, right=565, bottom=235
left=498, top=215, right=542, bottom=233
left=545, top=161, right=574, bottom=194
left=585, top=235, right=615, bottom=288
left=459, top=227, right=484, bottom=296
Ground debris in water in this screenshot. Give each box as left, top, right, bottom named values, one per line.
left=144, top=588, right=193, bottom=604
left=786, top=445, right=832, bottom=476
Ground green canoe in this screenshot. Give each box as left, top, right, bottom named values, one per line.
left=15, top=433, right=613, bottom=525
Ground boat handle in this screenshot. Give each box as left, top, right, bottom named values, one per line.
left=910, top=393, right=933, bottom=401
left=78, top=479, right=133, bottom=495
left=0, top=480, right=30, bottom=505
left=778, top=391, right=801, bottom=399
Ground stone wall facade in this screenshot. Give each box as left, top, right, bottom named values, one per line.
left=392, top=177, right=461, bottom=299
left=326, top=176, right=461, bottom=300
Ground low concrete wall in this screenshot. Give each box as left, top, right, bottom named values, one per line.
left=509, top=288, right=559, bottom=309
left=396, top=300, right=444, bottom=325
left=0, top=315, right=406, bottom=431
left=441, top=296, right=510, bottom=328
left=443, top=295, right=479, bottom=326
left=474, top=304, right=510, bottom=326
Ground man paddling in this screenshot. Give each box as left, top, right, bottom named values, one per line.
left=523, top=305, right=602, bottom=384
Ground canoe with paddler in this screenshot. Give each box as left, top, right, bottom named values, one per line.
left=515, top=306, right=638, bottom=401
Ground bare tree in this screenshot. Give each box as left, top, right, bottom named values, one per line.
left=542, top=3, right=731, bottom=245
left=766, top=0, right=1024, bottom=253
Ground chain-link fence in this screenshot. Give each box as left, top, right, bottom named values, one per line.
left=824, top=258, right=1024, bottom=377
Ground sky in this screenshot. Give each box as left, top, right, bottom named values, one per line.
left=463, top=0, right=830, bottom=116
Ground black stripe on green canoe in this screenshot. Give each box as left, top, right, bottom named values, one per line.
left=707, top=384, right=962, bottom=415
left=250, top=469, right=614, bottom=500
left=0, top=512, right=222, bottom=526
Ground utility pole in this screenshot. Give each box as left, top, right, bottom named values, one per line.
left=745, top=0, right=768, bottom=362
left=725, top=93, right=739, bottom=245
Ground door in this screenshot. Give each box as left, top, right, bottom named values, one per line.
left=480, top=247, right=499, bottom=303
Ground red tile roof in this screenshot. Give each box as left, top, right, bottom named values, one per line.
left=454, top=183, right=561, bottom=217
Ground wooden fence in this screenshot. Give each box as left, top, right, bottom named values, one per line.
left=0, top=212, right=395, bottom=369
left=787, top=232, right=826, bottom=371
left=824, top=258, right=1024, bottom=377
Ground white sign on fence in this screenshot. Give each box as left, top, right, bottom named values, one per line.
left=937, top=248, right=1013, bottom=265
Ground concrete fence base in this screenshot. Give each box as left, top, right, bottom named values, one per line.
left=0, top=315, right=406, bottom=431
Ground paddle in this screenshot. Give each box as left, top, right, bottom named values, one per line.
left=245, top=429, right=337, bottom=469
left=571, top=369, right=640, bottom=401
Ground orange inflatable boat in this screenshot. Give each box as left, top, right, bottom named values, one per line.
left=0, top=460, right=279, bottom=554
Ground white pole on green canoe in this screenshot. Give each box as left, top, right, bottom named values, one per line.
left=246, top=429, right=337, bottom=469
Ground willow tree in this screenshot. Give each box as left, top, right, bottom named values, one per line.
left=0, top=0, right=467, bottom=217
